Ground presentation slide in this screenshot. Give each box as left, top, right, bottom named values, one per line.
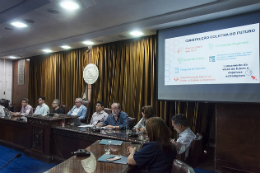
left=165, top=23, right=259, bottom=85
left=157, top=11, right=260, bottom=103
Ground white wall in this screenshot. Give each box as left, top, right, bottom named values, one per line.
left=0, top=59, right=13, bottom=103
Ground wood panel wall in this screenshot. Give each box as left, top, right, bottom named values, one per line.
left=216, top=103, right=260, bottom=173
left=12, top=60, right=30, bottom=108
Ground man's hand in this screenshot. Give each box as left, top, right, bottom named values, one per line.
left=9, top=111, right=19, bottom=116
left=170, top=138, right=176, bottom=145
left=127, top=146, right=136, bottom=155
left=105, top=125, right=114, bottom=129
left=135, top=128, right=140, bottom=132
left=97, top=123, right=103, bottom=127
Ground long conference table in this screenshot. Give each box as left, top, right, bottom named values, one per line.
left=0, top=114, right=144, bottom=172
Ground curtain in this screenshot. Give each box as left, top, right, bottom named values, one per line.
left=90, top=35, right=210, bottom=139
left=27, top=48, right=89, bottom=110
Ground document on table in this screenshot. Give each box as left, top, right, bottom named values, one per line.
left=78, top=124, right=94, bottom=128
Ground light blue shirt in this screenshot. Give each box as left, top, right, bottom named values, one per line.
left=68, top=105, right=87, bottom=120
left=34, top=103, right=50, bottom=116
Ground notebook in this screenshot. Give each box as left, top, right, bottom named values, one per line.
left=97, top=154, right=128, bottom=164
left=99, top=139, right=123, bottom=145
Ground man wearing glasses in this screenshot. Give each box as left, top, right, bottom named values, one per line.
left=97, top=102, right=129, bottom=129
left=34, top=96, right=50, bottom=116
left=67, top=98, right=87, bottom=120
left=10, top=98, right=33, bottom=116
left=50, top=99, right=65, bottom=114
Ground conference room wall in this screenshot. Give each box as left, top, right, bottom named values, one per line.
left=0, top=59, right=13, bottom=103
left=12, top=60, right=30, bottom=109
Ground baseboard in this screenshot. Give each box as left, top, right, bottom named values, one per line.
left=0, top=139, right=27, bottom=153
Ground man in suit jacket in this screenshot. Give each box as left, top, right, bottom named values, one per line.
left=67, top=98, right=87, bottom=120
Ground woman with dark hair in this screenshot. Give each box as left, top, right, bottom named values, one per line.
left=127, top=117, right=177, bottom=173
left=133, top=105, right=155, bottom=132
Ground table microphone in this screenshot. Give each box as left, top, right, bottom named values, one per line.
left=0, top=153, right=22, bottom=170
left=92, top=120, right=101, bottom=132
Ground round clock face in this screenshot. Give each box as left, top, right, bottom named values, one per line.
left=83, top=63, right=99, bottom=84
left=81, top=152, right=97, bottom=172
left=245, top=69, right=252, bottom=76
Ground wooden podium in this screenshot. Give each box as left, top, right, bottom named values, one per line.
left=25, top=114, right=76, bottom=162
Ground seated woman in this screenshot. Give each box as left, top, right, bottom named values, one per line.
left=127, top=117, right=177, bottom=173
left=133, top=105, right=155, bottom=133
left=50, top=99, right=65, bottom=114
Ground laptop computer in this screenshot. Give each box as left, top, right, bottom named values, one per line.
left=71, top=117, right=81, bottom=127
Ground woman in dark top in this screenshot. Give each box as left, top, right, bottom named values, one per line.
left=50, top=99, right=65, bottom=114
left=127, top=117, right=177, bottom=173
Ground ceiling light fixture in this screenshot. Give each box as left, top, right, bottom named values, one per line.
left=42, top=49, right=53, bottom=53
left=9, top=56, right=16, bottom=59
left=60, top=1, right=79, bottom=10
left=82, top=41, right=94, bottom=45
left=61, top=45, right=71, bottom=49
left=130, top=30, right=143, bottom=37
left=11, top=22, right=27, bottom=28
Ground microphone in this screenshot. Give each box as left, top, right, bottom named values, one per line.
left=0, top=153, right=22, bottom=170
left=96, top=120, right=101, bottom=125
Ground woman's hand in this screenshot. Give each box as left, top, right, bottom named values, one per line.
left=127, top=146, right=136, bottom=155
left=140, top=128, right=146, bottom=133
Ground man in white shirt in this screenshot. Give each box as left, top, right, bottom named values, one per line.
left=34, top=96, right=50, bottom=116
left=67, top=98, right=87, bottom=120
left=0, top=105, right=5, bottom=117
left=171, top=113, right=196, bottom=158
left=90, top=101, right=108, bottom=125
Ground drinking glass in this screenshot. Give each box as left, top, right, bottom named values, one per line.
left=104, top=141, right=111, bottom=154
left=138, top=132, right=144, bottom=140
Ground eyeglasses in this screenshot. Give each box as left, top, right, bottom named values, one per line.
left=52, top=103, right=58, bottom=104
left=111, top=108, right=119, bottom=110
left=75, top=102, right=79, bottom=103
left=21, top=102, right=27, bottom=103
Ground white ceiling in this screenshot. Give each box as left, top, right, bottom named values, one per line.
left=1, top=0, right=260, bottom=59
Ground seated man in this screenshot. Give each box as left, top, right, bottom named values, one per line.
left=67, top=98, right=87, bottom=120
left=90, top=101, right=108, bottom=125
left=34, top=96, right=50, bottom=116
left=10, top=98, right=33, bottom=116
left=171, top=113, right=196, bottom=158
left=50, top=99, right=65, bottom=114
left=97, top=102, right=128, bottom=130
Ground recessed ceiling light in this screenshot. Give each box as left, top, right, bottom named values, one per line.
left=42, top=49, right=53, bottom=53
left=9, top=56, right=16, bottom=59
left=130, top=30, right=143, bottom=37
left=61, top=45, right=71, bottom=49
left=11, top=22, right=27, bottom=28
left=26, top=59, right=30, bottom=61
left=60, top=1, right=79, bottom=10
left=82, top=41, right=94, bottom=45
